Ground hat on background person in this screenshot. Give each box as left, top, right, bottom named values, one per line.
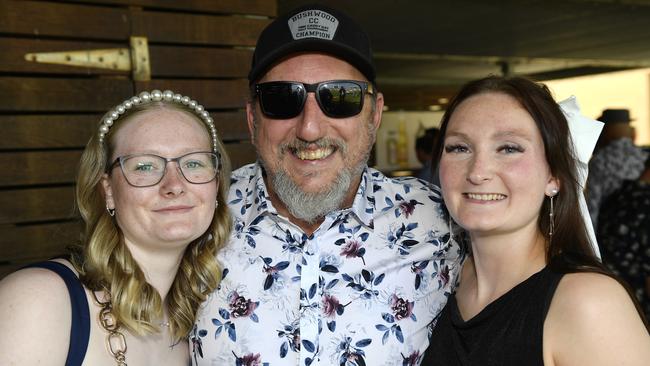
left=248, top=3, right=375, bottom=84
left=597, top=109, right=634, bottom=124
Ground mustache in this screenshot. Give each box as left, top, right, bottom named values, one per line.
left=279, top=137, right=348, bottom=155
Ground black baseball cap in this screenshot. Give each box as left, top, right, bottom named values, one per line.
left=248, top=4, right=375, bottom=84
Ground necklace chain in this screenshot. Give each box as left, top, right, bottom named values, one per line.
left=92, top=290, right=128, bottom=366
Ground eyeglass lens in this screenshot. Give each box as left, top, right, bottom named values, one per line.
left=119, top=152, right=218, bottom=187
left=257, top=80, right=367, bottom=119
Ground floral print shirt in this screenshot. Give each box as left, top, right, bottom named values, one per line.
left=586, top=138, right=648, bottom=227
left=191, top=164, right=463, bottom=366
left=597, top=179, right=650, bottom=320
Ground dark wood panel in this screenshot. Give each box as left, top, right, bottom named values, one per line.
left=0, top=112, right=247, bottom=150
left=0, top=77, right=133, bottom=112
left=0, top=0, right=130, bottom=40
left=66, top=0, right=276, bottom=16
left=0, top=187, right=76, bottom=224
left=213, top=111, right=249, bottom=142
left=149, top=45, right=252, bottom=78
left=0, top=38, right=129, bottom=75
left=224, top=142, right=257, bottom=170
left=0, top=151, right=82, bottom=187
left=0, top=222, right=79, bottom=261
left=133, top=11, right=271, bottom=46
left=0, top=115, right=98, bottom=149
left=137, top=79, right=249, bottom=109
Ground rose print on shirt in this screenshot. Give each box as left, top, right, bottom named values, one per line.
left=375, top=294, right=417, bottom=344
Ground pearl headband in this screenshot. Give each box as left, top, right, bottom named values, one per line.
left=98, top=90, right=219, bottom=152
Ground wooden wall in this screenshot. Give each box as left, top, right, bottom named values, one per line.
left=0, top=0, right=275, bottom=277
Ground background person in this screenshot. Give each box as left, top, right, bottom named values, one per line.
left=586, top=108, right=648, bottom=227
left=598, top=148, right=650, bottom=320
left=415, top=127, right=439, bottom=183
left=423, top=76, right=650, bottom=365
left=192, top=4, right=462, bottom=366
left=0, top=90, right=231, bottom=365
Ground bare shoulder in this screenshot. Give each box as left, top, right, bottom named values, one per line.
left=0, top=263, right=75, bottom=365
left=543, top=272, right=650, bottom=366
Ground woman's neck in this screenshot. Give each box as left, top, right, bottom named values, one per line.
left=124, top=240, right=186, bottom=301
left=457, top=226, right=547, bottom=319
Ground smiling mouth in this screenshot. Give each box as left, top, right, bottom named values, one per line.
left=465, top=193, right=506, bottom=201
left=292, top=146, right=335, bottom=161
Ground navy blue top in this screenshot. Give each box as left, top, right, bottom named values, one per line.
left=26, top=261, right=90, bottom=366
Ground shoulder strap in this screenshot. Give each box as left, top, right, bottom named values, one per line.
left=25, top=261, right=90, bottom=366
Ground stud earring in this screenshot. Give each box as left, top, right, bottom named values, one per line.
left=106, top=205, right=115, bottom=217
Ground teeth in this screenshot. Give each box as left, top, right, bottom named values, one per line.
left=466, top=193, right=506, bottom=201
left=295, top=147, right=334, bottom=160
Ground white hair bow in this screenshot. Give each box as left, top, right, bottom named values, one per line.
left=558, top=96, right=603, bottom=259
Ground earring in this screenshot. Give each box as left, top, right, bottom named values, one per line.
left=106, top=205, right=115, bottom=217
left=215, top=200, right=219, bottom=209
left=548, top=189, right=558, bottom=237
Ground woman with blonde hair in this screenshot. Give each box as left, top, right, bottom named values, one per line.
left=0, top=90, right=231, bottom=365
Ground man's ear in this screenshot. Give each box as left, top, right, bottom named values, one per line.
left=372, top=92, right=384, bottom=131
left=246, top=101, right=257, bottom=145
left=101, top=173, right=115, bottom=209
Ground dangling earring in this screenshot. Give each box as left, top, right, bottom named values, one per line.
left=106, top=205, right=115, bottom=217
left=548, top=189, right=558, bottom=237
left=215, top=200, right=219, bottom=210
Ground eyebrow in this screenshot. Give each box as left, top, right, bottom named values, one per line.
left=445, top=128, right=533, bottom=142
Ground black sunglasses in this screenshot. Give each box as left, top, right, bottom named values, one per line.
left=254, top=80, right=375, bottom=119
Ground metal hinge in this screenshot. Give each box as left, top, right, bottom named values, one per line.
left=24, top=36, right=151, bottom=81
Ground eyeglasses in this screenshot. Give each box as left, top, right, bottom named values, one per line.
left=109, top=151, right=220, bottom=187
left=254, top=80, right=374, bottom=119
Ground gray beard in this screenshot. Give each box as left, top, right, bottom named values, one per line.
left=270, top=166, right=355, bottom=224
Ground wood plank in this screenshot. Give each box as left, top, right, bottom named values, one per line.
left=0, top=151, right=82, bottom=187
left=0, top=38, right=129, bottom=75
left=0, top=222, right=80, bottom=262
left=149, top=45, right=252, bottom=78
left=0, top=111, right=248, bottom=150
left=137, top=79, right=249, bottom=109
left=0, top=187, right=76, bottom=224
left=133, top=11, right=271, bottom=46
left=224, top=141, right=257, bottom=170
left=0, top=77, right=133, bottom=112
left=66, top=0, right=276, bottom=16
left=0, top=114, right=98, bottom=149
left=0, top=0, right=130, bottom=40
left=212, top=111, right=249, bottom=142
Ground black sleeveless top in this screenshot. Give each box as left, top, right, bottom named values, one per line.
left=422, top=266, right=564, bottom=366
left=26, top=261, right=90, bottom=366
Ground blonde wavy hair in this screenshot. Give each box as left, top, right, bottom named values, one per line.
left=72, top=101, right=231, bottom=340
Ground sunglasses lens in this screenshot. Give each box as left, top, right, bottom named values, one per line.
left=258, top=82, right=305, bottom=119
left=318, top=81, right=364, bottom=118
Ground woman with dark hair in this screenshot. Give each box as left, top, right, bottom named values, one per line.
left=0, top=90, right=231, bottom=365
left=422, top=76, right=650, bottom=365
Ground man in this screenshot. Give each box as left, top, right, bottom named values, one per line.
left=586, top=108, right=648, bottom=227
left=192, top=5, right=462, bottom=365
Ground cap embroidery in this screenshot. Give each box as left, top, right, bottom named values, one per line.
left=288, top=9, right=339, bottom=40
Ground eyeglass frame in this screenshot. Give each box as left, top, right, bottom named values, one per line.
left=252, top=79, right=375, bottom=119
left=107, top=151, right=221, bottom=188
